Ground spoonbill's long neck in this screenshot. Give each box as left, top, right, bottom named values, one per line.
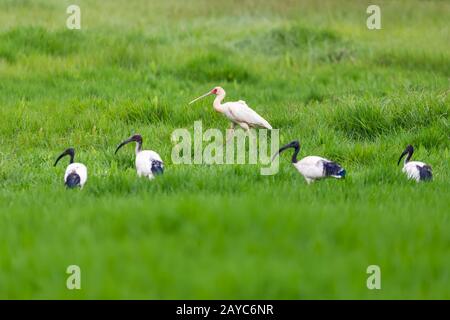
left=213, top=93, right=226, bottom=113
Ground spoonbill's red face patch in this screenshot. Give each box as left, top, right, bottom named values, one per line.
left=211, top=88, right=218, bottom=94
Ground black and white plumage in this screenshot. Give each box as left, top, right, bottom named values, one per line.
left=115, top=134, right=164, bottom=179
left=273, top=140, right=346, bottom=184
left=397, top=145, right=432, bottom=182
left=54, top=148, right=87, bottom=189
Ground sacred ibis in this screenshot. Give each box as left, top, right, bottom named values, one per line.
left=54, top=148, right=87, bottom=189
left=272, top=140, right=346, bottom=184
left=397, top=145, right=432, bottom=182
left=115, top=134, right=164, bottom=179
left=189, top=86, right=272, bottom=133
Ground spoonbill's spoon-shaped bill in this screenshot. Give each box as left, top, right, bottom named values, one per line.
left=397, top=144, right=432, bottom=182
left=54, top=148, right=87, bottom=189
left=115, top=134, right=164, bottom=179
left=189, top=91, right=213, bottom=105
left=273, top=140, right=346, bottom=184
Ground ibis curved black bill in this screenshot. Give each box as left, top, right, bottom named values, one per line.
left=54, top=148, right=75, bottom=166
left=397, top=145, right=414, bottom=166
left=115, top=138, right=134, bottom=154
left=115, top=134, right=143, bottom=154
left=271, top=140, right=300, bottom=163
left=397, top=151, right=408, bottom=166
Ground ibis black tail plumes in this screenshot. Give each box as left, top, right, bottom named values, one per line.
left=54, top=148, right=75, bottom=166
left=151, top=160, right=164, bottom=176
left=65, top=172, right=81, bottom=188
left=418, top=165, right=432, bottom=181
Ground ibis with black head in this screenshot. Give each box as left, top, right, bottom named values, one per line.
left=398, top=145, right=432, bottom=182
left=115, top=134, right=164, bottom=179
left=54, top=148, right=87, bottom=189
left=272, top=140, right=346, bottom=184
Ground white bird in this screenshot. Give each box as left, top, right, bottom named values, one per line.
left=397, top=145, right=432, bottom=182
left=115, top=134, right=164, bottom=179
left=54, top=148, right=87, bottom=189
left=272, top=140, right=346, bottom=184
left=189, top=86, right=272, bottom=134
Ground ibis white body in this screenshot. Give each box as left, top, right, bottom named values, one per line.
left=402, top=161, right=432, bottom=182
left=294, top=156, right=344, bottom=184
left=135, top=149, right=164, bottom=179
left=64, top=163, right=87, bottom=188
left=190, top=87, right=272, bottom=131
left=294, top=156, right=345, bottom=184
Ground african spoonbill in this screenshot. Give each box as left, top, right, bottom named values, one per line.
left=189, top=87, right=273, bottom=134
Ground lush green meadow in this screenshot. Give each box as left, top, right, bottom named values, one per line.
left=0, top=0, right=449, bottom=299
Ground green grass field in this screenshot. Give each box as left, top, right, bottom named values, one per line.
left=0, top=0, right=449, bottom=299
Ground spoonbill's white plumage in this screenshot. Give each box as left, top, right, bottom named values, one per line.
left=54, top=148, right=87, bottom=189
left=273, top=140, right=346, bottom=184
left=115, top=134, right=164, bottom=179
left=398, top=145, right=432, bottom=182
left=189, top=86, right=272, bottom=132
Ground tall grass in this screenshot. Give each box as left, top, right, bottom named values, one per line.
left=0, top=0, right=449, bottom=299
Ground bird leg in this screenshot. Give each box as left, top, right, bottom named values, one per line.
left=238, top=123, right=257, bottom=142
left=238, top=122, right=250, bottom=131
left=226, top=122, right=236, bottom=144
